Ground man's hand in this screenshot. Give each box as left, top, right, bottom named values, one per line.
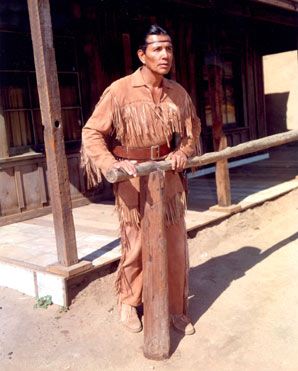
left=167, top=150, right=188, bottom=173
left=110, top=160, right=138, bottom=177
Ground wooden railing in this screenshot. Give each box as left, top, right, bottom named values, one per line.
left=105, top=129, right=298, bottom=360
left=106, top=129, right=298, bottom=184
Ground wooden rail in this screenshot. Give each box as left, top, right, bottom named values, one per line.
left=106, top=129, right=298, bottom=183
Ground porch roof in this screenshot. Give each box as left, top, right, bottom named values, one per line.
left=251, top=0, right=298, bottom=12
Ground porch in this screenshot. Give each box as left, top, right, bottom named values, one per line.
left=0, top=143, right=297, bottom=306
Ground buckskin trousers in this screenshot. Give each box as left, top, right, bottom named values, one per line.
left=117, top=216, right=189, bottom=315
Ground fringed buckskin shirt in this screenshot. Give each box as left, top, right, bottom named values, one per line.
left=82, top=67, right=201, bottom=228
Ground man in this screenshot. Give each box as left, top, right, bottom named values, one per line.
left=82, top=25, right=201, bottom=335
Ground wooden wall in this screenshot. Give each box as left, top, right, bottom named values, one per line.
left=0, top=154, right=112, bottom=226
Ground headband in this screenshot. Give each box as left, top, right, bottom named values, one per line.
left=145, top=40, right=172, bottom=45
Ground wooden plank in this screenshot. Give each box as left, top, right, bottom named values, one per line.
left=239, top=178, right=298, bottom=209
left=0, top=100, right=9, bottom=158
left=0, top=256, right=47, bottom=273
left=14, top=166, right=25, bottom=210
left=141, top=170, right=170, bottom=360
left=27, top=0, right=78, bottom=266
left=46, top=260, right=93, bottom=278
left=21, top=163, right=43, bottom=210
left=0, top=168, right=19, bottom=217
left=38, top=164, right=47, bottom=204
left=0, top=153, right=44, bottom=168
left=215, top=136, right=232, bottom=206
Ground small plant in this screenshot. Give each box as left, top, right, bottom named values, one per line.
left=33, top=295, right=53, bottom=309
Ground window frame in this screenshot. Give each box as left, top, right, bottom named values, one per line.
left=0, top=30, right=84, bottom=157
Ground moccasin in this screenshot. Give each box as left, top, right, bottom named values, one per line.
left=171, top=314, right=195, bottom=335
left=120, top=303, right=142, bottom=333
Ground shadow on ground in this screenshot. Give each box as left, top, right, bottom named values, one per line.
left=169, top=231, right=298, bottom=356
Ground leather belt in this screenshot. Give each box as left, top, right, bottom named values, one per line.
left=113, top=143, right=170, bottom=161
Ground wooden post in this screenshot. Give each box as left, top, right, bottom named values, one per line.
left=141, top=170, right=170, bottom=360
left=215, top=135, right=231, bottom=206
left=27, top=0, right=78, bottom=266
left=0, top=99, right=9, bottom=158
left=208, top=52, right=232, bottom=207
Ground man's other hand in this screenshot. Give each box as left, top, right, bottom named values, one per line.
left=110, top=160, right=138, bottom=177
left=168, top=150, right=188, bottom=173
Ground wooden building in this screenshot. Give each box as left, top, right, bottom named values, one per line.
left=0, top=0, right=298, bottom=224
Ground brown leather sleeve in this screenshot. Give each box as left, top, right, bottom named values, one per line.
left=178, top=99, right=202, bottom=158
left=82, top=88, right=118, bottom=176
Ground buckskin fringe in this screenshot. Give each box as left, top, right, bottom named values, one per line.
left=111, top=95, right=197, bottom=147
left=114, top=189, right=186, bottom=229
left=115, top=204, right=141, bottom=230
left=80, top=143, right=102, bottom=189
left=114, top=222, right=133, bottom=296
left=114, top=192, right=141, bottom=230
left=165, top=192, right=187, bottom=226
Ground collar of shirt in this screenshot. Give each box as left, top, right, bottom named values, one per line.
left=131, top=67, right=173, bottom=90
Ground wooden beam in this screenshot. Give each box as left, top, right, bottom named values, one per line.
left=0, top=99, right=9, bottom=158
left=141, top=170, right=170, bottom=360
left=251, top=0, right=298, bottom=12
left=37, top=164, right=47, bottom=204
left=215, top=136, right=231, bottom=206
left=27, top=0, right=78, bottom=266
left=106, top=129, right=298, bottom=183
left=208, top=50, right=232, bottom=207
left=14, top=167, right=25, bottom=210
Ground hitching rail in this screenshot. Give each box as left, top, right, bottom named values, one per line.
left=106, top=129, right=298, bottom=183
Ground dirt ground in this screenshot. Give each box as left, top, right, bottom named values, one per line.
left=1, top=188, right=298, bottom=371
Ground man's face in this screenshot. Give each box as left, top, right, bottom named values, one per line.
left=138, top=34, right=173, bottom=76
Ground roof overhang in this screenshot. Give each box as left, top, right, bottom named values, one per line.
left=251, top=0, right=298, bottom=12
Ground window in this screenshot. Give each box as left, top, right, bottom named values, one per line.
left=202, top=53, right=243, bottom=129
left=0, top=31, right=83, bottom=156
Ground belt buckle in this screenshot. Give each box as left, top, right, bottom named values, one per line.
left=150, top=145, right=160, bottom=160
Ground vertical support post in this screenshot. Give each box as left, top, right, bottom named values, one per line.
left=208, top=52, right=231, bottom=207
left=27, top=0, right=78, bottom=266
left=215, top=136, right=231, bottom=206
left=0, top=99, right=9, bottom=158
left=141, top=170, right=170, bottom=361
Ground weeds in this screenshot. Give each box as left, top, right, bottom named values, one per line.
left=33, top=295, right=53, bottom=309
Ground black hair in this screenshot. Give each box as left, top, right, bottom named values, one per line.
left=139, top=24, right=171, bottom=52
